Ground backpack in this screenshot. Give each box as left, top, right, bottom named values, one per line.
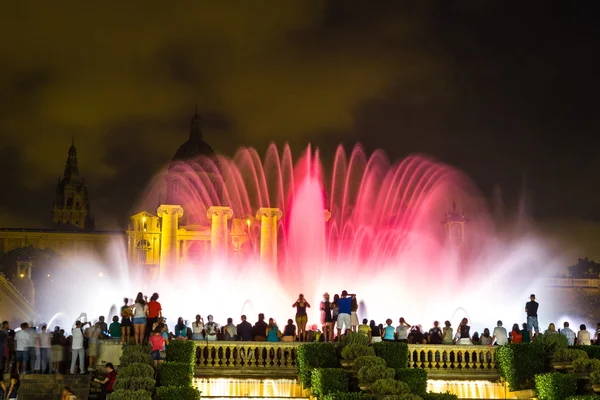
left=429, top=327, right=443, bottom=344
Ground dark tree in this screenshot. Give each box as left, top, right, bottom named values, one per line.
left=568, top=257, right=600, bottom=279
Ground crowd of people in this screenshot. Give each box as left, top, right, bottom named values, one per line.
left=1, top=291, right=599, bottom=398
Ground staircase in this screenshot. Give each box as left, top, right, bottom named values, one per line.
left=16, top=374, right=91, bottom=400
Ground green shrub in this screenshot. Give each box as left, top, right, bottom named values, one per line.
left=114, top=377, right=155, bottom=392
left=311, top=368, right=349, bottom=397
left=353, top=356, right=387, bottom=373
left=358, top=365, right=395, bottom=385
left=156, top=386, right=201, bottom=400
left=158, top=362, right=194, bottom=387
left=323, top=392, right=375, bottom=400
left=537, top=334, right=568, bottom=353
left=535, top=372, right=577, bottom=400
left=373, top=342, right=409, bottom=369
left=342, top=344, right=376, bottom=360
left=421, top=393, right=459, bottom=400
left=342, top=332, right=370, bottom=347
left=122, top=344, right=152, bottom=356
left=370, top=379, right=410, bottom=396
left=120, top=352, right=153, bottom=368
left=572, top=345, right=600, bottom=360
left=566, top=396, right=600, bottom=400
left=554, top=349, right=589, bottom=362
left=297, top=343, right=339, bottom=388
left=166, top=340, right=196, bottom=364
left=380, top=395, right=423, bottom=400
left=496, top=343, right=546, bottom=391
left=108, top=389, right=153, bottom=400
left=591, top=370, right=600, bottom=384
left=573, top=358, right=600, bottom=373
left=396, top=368, right=427, bottom=395
left=117, top=363, right=155, bottom=379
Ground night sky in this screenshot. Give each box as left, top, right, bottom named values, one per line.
left=0, top=2, right=598, bottom=238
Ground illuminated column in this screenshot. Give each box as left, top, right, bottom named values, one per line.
left=157, top=204, right=184, bottom=275
left=207, top=206, right=233, bottom=258
left=256, top=208, right=282, bottom=267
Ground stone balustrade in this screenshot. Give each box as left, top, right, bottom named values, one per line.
left=192, top=341, right=499, bottom=379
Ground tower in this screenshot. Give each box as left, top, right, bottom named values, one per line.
left=52, top=139, right=95, bottom=230
left=442, top=201, right=468, bottom=245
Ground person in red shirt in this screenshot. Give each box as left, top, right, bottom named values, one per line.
left=94, top=363, right=116, bottom=400
left=149, top=327, right=166, bottom=368
left=145, top=293, right=162, bottom=343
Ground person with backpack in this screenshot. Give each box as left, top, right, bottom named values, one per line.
left=120, top=298, right=132, bottom=345
left=429, top=321, right=443, bottom=344
left=70, top=320, right=86, bottom=375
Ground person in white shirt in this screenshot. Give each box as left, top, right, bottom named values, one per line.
left=39, top=325, right=52, bottom=374
left=395, top=317, right=411, bottom=342
left=560, top=321, right=576, bottom=346
left=192, top=315, right=204, bottom=340
left=15, top=322, right=30, bottom=374
left=577, top=324, right=591, bottom=345
left=491, top=320, right=508, bottom=346
left=70, top=320, right=86, bottom=375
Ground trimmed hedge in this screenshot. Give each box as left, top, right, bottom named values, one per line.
left=158, top=362, right=194, bottom=387
left=108, top=389, right=153, bottom=400
left=573, top=358, right=600, bottom=373
left=342, top=332, right=370, bottom=347
left=297, top=343, right=339, bottom=388
left=572, top=345, right=600, bottom=360
left=396, top=368, right=427, bottom=395
left=311, top=368, right=349, bottom=397
left=120, top=351, right=153, bottom=368
left=165, top=340, right=196, bottom=364
left=114, top=377, right=156, bottom=392
left=535, top=372, right=577, bottom=400
left=554, top=348, right=589, bottom=362
left=537, top=334, right=568, bottom=353
left=372, top=342, right=409, bottom=369
left=323, top=393, right=375, bottom=400
left=422, top=393, right=459, bottom=400
left=496, top=343, right=546, bottom=391
left=117, top=363, right=155, bottom=379
left=566, top=396, right=600, bottom=400
left=156, top=386, right=201, bottom=400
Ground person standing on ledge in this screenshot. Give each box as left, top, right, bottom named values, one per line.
left=525, top=294, right=539, bottom=338
left=336, top=290, right=355, bottom=339
left=293, top=294, right=311, bottom=342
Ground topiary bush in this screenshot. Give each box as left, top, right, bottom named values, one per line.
left=535, top=372, right=577, bottom=400
left=341, top=344, right=376, bottom=360
left=421, top=393, right=459, bottom=400
left=117, top=363, right=154, bottom=379
left=297, top=343, right=339, bottom=388
left=372, top=342, right=409, bottom=369
left=120, top=351, right=153, bottom=368
left=114, top=377, right=156, bottom=392
left=572, top=345, right=600, bottom=360
left=369, top=379, right=410, bottom=396
left=311, top=368, right=349, bottom=397
left=358, top=365, right=395, bottom=385
left=591, top=370, right=600, bottom=385
left=383, top=395, right=423, bottom=400
left=573, top=358, right=600, bottom=373
left=395, top=368, right=427, bottom=395
left=554, top=349, right=589, bottom=362
left=158, top=362, right=194, bottom=387
left=108, top=389, right=153, bottom=400
left=156, top=386, right=201, bottom=400
left=342, top=332, right=370, bottom=347
left=496, top=343, right=546, bottom=391
left=566, top=396, right=600, bottom=400
left=166, top=340, right=196, bottom=364
left=122, top=344, right=152, bottom=356
left=353, top=356, right=387, bottom=373
left=323, top=393, right=375, bottom=400
left=537, top=334, right=568, bottom=353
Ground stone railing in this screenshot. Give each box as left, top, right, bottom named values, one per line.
left=407, top=344, right=498, bottom=379
left=194, top=340, right=302, bottom=377
left=192, top=341, right=498, bottom=379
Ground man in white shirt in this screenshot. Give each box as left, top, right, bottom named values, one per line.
left=39, top=325, right=52, bottom=374
left=491, top=320, right=508, bottom=346
left=15, top=322, right=30, bottom=374
left=70, top=320, right=86, bottom=375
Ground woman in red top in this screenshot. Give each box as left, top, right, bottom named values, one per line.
left=94, top=363, right=116, bottom=400
left=146, top=293, right=162, bottom=343
left=149, top=326, right=166, bottom=368
left=510, top=323, right=523, bottom=344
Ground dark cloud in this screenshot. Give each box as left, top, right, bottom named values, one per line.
left=0, top=2, right=598, bottom=230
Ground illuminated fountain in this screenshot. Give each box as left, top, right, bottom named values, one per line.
left=124, top=143, right=564, bottom=329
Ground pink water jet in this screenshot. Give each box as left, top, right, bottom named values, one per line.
left=131, top=144, right=560, bottom=329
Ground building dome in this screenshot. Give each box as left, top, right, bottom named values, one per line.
left=171, top=110, right=216, bottom=162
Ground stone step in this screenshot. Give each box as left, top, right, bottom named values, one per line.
left=3, top=374, right=91, bottom=400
